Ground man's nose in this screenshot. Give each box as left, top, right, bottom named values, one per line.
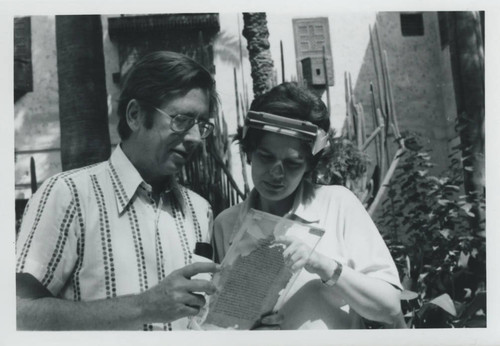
left=269, top=161, right=284, bottom=178
left=182, top=124, right=203, bottom=149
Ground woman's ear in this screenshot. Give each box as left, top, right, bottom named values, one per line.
left=125, top=99, right=143, bottom=133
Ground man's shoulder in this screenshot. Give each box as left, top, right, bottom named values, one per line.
left=41, top=161, right=109, bottom=194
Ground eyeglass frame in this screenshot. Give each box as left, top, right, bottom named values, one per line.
left=149, top=105, right=214, bottom=139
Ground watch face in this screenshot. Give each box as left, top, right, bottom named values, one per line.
left=324, top=278, right=337, bottom=287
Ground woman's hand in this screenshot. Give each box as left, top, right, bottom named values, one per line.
left=274, top=236, right=402, bottom=325
left=274, top=235, right=333, bottom=280
left=250, top=311, right=284, bottom=330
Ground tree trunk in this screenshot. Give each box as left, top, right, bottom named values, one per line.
left=448, top=11, right=485, bottom=230
left=242, top=13, right=274, bottom=98
left=453, top=11, right=485, bottom=193
left=56, top=15, right=111, bottom=171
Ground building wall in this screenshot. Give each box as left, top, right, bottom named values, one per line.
left=14, top=15, right=122, bottom=198
left=353, top=12, right=458, bottom=175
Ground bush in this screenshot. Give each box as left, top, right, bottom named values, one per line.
left=375, top=136, right=486, bottom=328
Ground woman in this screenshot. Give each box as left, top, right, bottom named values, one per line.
left=213, top=83, right=403, bottom=330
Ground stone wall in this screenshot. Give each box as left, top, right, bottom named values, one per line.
left=353, top=12, right=458, bottom=175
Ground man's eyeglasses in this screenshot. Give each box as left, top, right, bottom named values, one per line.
left=153, top=107, right=214, bottom=139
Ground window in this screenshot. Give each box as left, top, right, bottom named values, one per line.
left=314, top=25, right=324, bottom=34
left=400, top=13, right=424, bottom=36
left=298, top=25, right=308, bottom=35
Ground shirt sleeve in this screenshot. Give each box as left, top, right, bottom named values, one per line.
left=16, top=175, right=81, bottom=296
left=340, top=188, right=403, bottom=290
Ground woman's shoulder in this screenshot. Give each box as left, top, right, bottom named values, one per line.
left=312, top=184, right=359, bottom=203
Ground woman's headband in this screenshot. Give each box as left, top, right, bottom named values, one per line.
left=242, top=111, right=329, bottom=155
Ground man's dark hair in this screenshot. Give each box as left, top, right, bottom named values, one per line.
left=117, top=51, right=219, bottom=140
left=236, top=82, right=331, bottom=166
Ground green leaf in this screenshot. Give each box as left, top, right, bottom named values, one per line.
left=439, top=229, right=451, bottom=239
left=401, top=290, right=419, bottom=300
left=458, top=251, right=470, bottom=267
left=460, top=203, right=475, bottom=217
left=429, top=294, right=457, bottom=317
left=444, top=184, right=460, bottom=192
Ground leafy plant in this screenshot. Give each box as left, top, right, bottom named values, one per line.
left=376, top=134, right=486, bottom=328
left=313, top=135, right=368, bottom=187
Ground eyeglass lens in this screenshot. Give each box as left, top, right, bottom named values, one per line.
left=171, top=115, right=212, bottom=138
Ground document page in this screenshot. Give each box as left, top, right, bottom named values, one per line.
left=194, top=209, right=324, bottom=330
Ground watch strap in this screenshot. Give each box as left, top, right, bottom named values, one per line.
left=322, top=260, right=343, bottom=287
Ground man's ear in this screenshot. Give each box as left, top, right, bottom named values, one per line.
left=125, top=99, right=143, bottom=133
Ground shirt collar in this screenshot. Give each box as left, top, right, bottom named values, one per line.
left=237, top=180, right=321, bottom=225
left=108, top=144, right=184, bottom=215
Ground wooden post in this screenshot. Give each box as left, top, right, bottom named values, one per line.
left=234, top=68, right=250, bottom=195
left=30, top=156, right=37, bottom=194
left=368, top=144, right=406, bottom=216
left=322, top=45, right=331, bottom=115
left=237, top=14, right=248, bottom=113
left=369, top=25, right=384, bottom=113
left=280, top=40, right=285, bottom=83
left=383, top=51, right=401, bottom=140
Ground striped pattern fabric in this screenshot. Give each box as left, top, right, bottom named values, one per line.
left=16, top=145, right=213, bottom=330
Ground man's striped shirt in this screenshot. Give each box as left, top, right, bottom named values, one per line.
left=16, top=145, right=213, bottom=330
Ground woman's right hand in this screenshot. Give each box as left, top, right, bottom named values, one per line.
left=251, top=311, right=284, bottom=330
left=274, top=235, right=334, bottom=281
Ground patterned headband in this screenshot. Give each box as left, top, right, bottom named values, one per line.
left=243, top=111, right=329, bottom=155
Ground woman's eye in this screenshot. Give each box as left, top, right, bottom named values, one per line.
left=285, top=160, right=303, bottom=168
left=257, top=151, right=273, bottom=160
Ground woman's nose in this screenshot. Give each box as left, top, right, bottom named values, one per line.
left=269, top=161, right=284, bottom=178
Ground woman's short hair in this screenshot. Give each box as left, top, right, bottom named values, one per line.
left=117, top=51, right=219, bottom=140
left=236, top=82, right=331, bottom=167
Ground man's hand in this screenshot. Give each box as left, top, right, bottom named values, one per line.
left=16, top=263, right=220, bottom=330
left=139, top=262, right=220, bottom=323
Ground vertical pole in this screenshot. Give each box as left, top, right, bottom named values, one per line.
left=280, top=40, right=285, bottom=83
left=234, top=68, right=250, bottom=195
left=237, top=14, right=248, bottom=113
left=30, top=156, right=37, bottom=194
left=369, top=25, right=385, bottom=117
left=322, top=45, right=331, bottom=115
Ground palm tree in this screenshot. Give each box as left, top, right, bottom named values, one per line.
left=55, top=15, right=111, bottom=171
left=242, top=13, right=275, bottom=98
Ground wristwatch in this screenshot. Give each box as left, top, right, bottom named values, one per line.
left=322, top=260, right=343, bottom=287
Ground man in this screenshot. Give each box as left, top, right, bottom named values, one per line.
left=16, top=51, right=219, bottom=330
